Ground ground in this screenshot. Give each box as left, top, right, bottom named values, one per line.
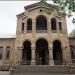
left=0, top=71, right=75, bottom=75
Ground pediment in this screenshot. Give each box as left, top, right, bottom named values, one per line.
left=24, top=2, right=56, bottom=11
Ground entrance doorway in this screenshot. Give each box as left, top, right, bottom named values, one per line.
left=35, top=38, right=49, bottom=65
left=53, top=40, right=63, bottom=65
left=22, top=40, right=31, bottom=65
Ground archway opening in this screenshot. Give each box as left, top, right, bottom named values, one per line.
left=35, top=38, right=49, bottom=65
left=22, top=40, right=31, bottom=65
left=53, top=40, right=63, bottom=65
left=36, top=15, right=47, bottom=30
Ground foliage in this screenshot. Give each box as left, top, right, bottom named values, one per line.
left=40, top=0, right=47, bottom=2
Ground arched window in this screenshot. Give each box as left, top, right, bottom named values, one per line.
left=22, top=23, right=24, bottom=32
left=36, top=15, right=47, bottom=31
left=5, top=46, right=10, bottom=60
left=59, top=22, right=62, bottom=31
left=27, top=18, right=32, bottom=31
left=51, top=18, right=56, bottom=30
left=0, top=47, right=3, bottom=60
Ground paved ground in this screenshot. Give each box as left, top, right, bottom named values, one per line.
left=0, top=71, right=75, bottom=75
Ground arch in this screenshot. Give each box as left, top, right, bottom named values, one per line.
left=35, top=38, right=49, bottom=65
left=36, top=15, right=47, bottom=30
left=51, top=18, right=56, bottom=30
left=27, top=18, right=32, bottom=31
left=22, top=40, right=31, bottom=65
left=53, top=40, right=63, bottom=65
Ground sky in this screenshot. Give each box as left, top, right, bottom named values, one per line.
left=0, top=1, right=75, bottom=35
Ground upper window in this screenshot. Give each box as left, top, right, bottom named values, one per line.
left=5, top=46, right=10, bottom=60
left=27, top=18, right=32, bottom=31
left=51, top=18, right=56, bottom=30
left=36, top=15, right=47, bottom=31
left=22, top=23, right=24, bottom=32
left=59, top=22, right=62, bottom=31
left=0, top=47, right=3, bottom=60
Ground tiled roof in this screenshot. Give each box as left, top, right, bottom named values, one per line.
left=0, top=34, right=16, bottom=38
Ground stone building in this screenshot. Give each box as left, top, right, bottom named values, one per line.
left=0, top=2, right=75, bottom=67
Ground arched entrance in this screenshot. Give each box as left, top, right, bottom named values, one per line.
left=35, top=38, right=49, bottom=65
left=22, top=40, right=31, bottom=65
left=53, top=40, right=63, bottom=65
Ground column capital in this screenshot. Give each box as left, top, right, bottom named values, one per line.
left=17, top=46, right=23, bottom=50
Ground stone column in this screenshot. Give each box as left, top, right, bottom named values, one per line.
left=49, top=47, right=54, bottom=66
left=24, top=20, right=27, bottom=34
left=31, top=44, right=36, bottom=65
left=17, top=47, right=23, bottom=64
left=48, top=21, right=51, bottom=34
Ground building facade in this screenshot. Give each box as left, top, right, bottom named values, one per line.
left=0, top=2, right=75, bottom=67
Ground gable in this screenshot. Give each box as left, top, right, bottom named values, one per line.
left=24, top=2, right=56, bottom=11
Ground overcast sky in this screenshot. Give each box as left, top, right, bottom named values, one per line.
left=0, top=1, right=75, bottom=35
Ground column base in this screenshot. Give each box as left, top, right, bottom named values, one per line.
left=49, top=60, right=54, bottom=66
left=31, top=60, right=36, bottom=65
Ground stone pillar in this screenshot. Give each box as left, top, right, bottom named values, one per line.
left=49, top=47, right=54, bottom=66
left=24, top=20, right=27, bottom=34
left=48, top=21, right=51, bottom=34
left=17, top=47, right=23, bottom=64
left=31, top=45, right=36, bottom=65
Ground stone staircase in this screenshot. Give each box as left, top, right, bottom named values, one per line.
left=10, top=65, right=75, bottom=75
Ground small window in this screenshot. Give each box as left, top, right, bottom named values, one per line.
left=51, top=18, right=56, bottom=30
left=22, top=23, right=24, bottom=32
left=59, top=22, right=62, bottom=31
left=5, top=46, right=10, bottom=60
left=0, top=47, right=3, bottom=60
left=27, top=18, right=32, bottom=31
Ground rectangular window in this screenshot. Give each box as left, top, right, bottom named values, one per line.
left=5, top=46, right=10, bottom=60
left=0, top=47, right=3, bottom=60
left=22, top=23, right=24, bottom=32
left=59, top=22, right=62, bottom=31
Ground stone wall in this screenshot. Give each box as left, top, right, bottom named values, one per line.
left=0, top=38, right=15, bottom=65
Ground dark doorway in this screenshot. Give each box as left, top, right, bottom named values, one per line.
left=36, top=38, right=49, bottom=65
left=53, top=40, right=63, bottom=65
left=22, top=40, right=31, bottom=65
left=36, top=15, right=47, bottom=30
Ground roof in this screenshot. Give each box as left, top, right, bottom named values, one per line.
left=24, top=2, right=57, bottom=10
left=17, top=1, right=66, bottom=18
left=0, top=34, right=16, bottom=39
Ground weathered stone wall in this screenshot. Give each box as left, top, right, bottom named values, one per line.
left=14, top=4, right=71, bottom=65
left=0, top=38, right=15, bottom=65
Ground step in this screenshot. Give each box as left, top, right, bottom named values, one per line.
left=10, top=65, right=74, bottom=75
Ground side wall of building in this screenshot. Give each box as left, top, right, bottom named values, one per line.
left=0, top=38, right=15, bottom=65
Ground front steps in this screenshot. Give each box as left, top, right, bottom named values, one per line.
left=10, top=65, right=75, bottom=75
